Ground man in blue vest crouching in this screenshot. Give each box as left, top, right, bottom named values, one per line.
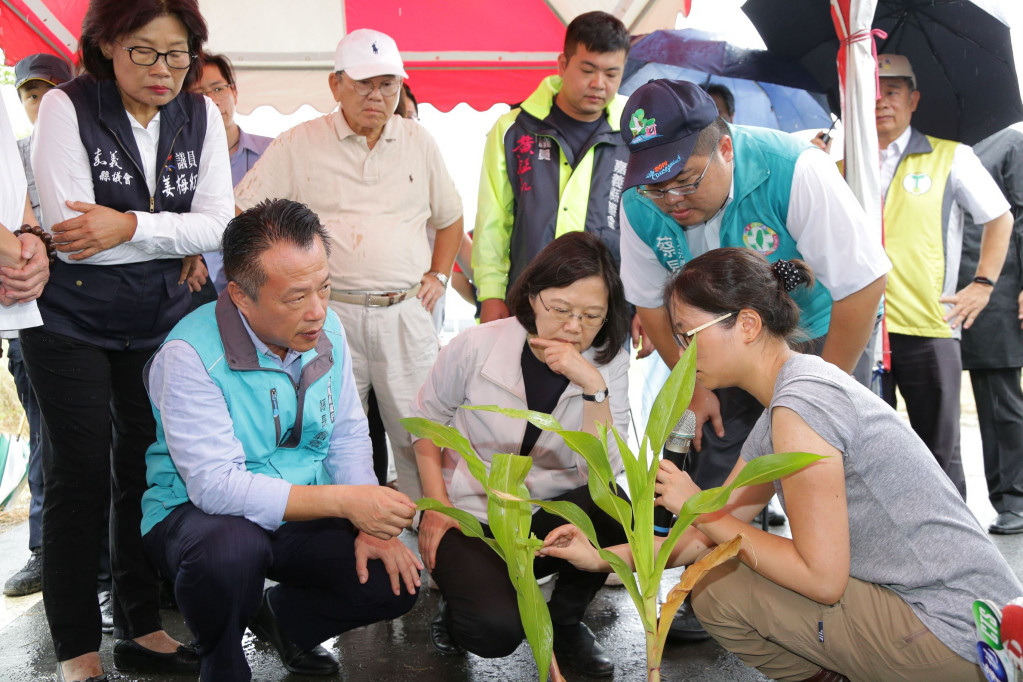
left=140, top=198, right=421, bottom=682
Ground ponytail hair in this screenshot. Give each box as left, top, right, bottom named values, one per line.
left=665, top=248, right=814, bottom=345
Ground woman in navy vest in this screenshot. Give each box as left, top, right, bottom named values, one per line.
left=23, top=1, right=233, bottom=680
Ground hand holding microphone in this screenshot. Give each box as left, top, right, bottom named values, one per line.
left=654, top=410, right=696, bottom=537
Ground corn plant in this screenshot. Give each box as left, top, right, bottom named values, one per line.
left=403, top=340, right=821, bottom=681
left=400, top=418, right=564, bottom=682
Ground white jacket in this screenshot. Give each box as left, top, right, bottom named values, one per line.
left=410, top=317, right=630, bottom=523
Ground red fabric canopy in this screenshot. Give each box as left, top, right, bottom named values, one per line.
left=1, top=0, right=569, bottom=112
left=0, top=0, right=84, bottom=64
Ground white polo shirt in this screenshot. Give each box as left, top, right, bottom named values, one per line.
left=235, top=108, right=462, bottom=292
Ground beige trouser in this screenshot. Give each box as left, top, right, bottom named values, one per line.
left=690, top=559, right=983, bottom=682
left=330, top=297, right=439, bottom=503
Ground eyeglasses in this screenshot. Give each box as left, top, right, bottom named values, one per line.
left=638, top=144, right=718, bottom=199
left=537, top=293, right=607, bottom=328
left=194, top=84, right=234, bottom=100
left=119, top=44, right=195, bottom=70
left=673, top=311, right=734, bottom=349
left=342, top=73, right=401, bottom=98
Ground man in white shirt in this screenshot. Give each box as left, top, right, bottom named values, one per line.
left=873, top=54, right=1013, bottom=497
left=235, top=29, right=464, bottom=503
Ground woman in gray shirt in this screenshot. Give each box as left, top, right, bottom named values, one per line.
left=544, top=248, right=1021, bottom=682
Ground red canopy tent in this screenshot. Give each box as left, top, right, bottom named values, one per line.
left=0, top=0, right=688, bottom=113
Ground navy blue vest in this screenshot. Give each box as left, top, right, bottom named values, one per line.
left=38, top=75, right=208, bottom=350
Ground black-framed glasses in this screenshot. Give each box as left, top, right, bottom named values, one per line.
left=672, top=311, right=735, bottom=349
left=120, top=44, right=195, bottom=70
left=537, top=293, right=607, bottom=328
left=342, top=72, right=401, bottom=98
left=638, top=144, right=718, bottom=199
left=194, top=84, right=234, bottom=100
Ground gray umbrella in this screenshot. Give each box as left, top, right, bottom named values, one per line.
left=742, top=0, right=1023, bottom=145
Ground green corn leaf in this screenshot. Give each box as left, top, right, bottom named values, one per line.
left=644, top=341, right=697, bottom=453
left=484, top=454, right=554, bottom=681
left=416, top=497, right=503, bottom=560
left=654, top=451, right=825, bottom=575
left=731, top=452, right=825, bottom=487
left=400, top=417, right=489, bottom=485
left=530, top=498, right=647, bottom=625
left=466, top=404, right=564, bottom=432
left=487, top=454, right=535, bottom=557
left=513, top=571, right=553, bottom=682
left=556, top=428, right=634, bottom=542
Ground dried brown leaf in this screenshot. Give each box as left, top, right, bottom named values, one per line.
left=656, top=535, right=745, bottom=648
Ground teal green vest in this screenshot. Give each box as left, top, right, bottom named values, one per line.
left=623, top=124, right=833, bottom=339
left=141, top=297, right=346, bottom=535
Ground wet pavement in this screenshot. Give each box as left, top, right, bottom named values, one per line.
left=2, top=419, right=1022, bottom=681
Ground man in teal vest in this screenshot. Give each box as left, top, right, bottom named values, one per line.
left=619, top=80, right=890, bottom=641
left=141, top=199, right=421, bottom=682
left=874, top=54, right=1012, bottom=498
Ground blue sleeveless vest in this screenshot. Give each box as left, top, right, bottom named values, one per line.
left=38, top=74, right=208, bottom=349
left=141, top=294, right=348, bottom=535
left=622, top=124, right=833, bottom=339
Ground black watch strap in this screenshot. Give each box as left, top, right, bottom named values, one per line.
left=973, top=276, right=996, bottom=287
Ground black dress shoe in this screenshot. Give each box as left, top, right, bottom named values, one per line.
left=97, top=591, right=114, bottom=635
left=552, top=622, right=614, bottom=678
left=990, top=511, right=1023, bottom=535
left=56, top=662, right=108, bottom=682
left=249, top=588, right=339, bottom=676
left=666, top=600, right=711, bottom=643
left=430, top=598, right=464, bottom=656
left=112, top=638, right=199, bottom=674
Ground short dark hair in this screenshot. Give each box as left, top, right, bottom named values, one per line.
left=690, top=118, right=729, bottom=158
left=665, top=247, right=813, bottom=346
left=223, top=199, right=332, bottom=300
left=702, top=83, right=735, bottom=117
left=79, top=0, right=208, bottom=87
left=564, top=11, right=630, bottom=59
left=200, top=51, right=235, bottom=87
left=507, top=232, right=629, bottom=365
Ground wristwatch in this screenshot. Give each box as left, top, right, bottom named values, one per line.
left=582, top=388, right=609, bottom=403
left=428, top=271, right=449, bottom=287
left=973, top=276, right=996, bottom=287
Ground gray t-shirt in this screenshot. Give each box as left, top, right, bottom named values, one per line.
left=742, top=354, right=1022, bottom=662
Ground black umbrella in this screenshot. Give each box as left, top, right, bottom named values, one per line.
left=741, top=0, right=1023, bottom=145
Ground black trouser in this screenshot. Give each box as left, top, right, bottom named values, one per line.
left=970, top=367, right=1023, bottom=512
left=432, top=484, right=628, bottom=659
left=144, top=504, right=418, bottom=682
left=881, top=334, right=965, bottom=498
left=20, top=327, right=162, bottom=661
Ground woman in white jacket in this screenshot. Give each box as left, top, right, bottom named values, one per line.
left=410, top=231, right=631, bottom=678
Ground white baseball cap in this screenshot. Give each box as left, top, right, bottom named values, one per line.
left=334, top=29, right=408, bottom=80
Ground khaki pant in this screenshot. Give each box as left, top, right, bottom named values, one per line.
left=330, top=297, right=439, bottom=503
left=690, top=559, right=983, bottom=682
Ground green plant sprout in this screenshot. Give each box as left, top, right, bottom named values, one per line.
left=403, top=339, right=821, bottom=681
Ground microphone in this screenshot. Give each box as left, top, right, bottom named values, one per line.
left=654, top=410, right=696, bottom=537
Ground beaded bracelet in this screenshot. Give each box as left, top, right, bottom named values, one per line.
left=13, top=224, right=57, bottom=263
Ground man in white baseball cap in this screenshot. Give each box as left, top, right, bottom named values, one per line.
left=235, top=27, right=464, bottom=509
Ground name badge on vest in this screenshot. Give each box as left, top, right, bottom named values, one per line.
left=743, top=222, right=780, bottom=255
left=902, top=172, right=932, bottom=196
